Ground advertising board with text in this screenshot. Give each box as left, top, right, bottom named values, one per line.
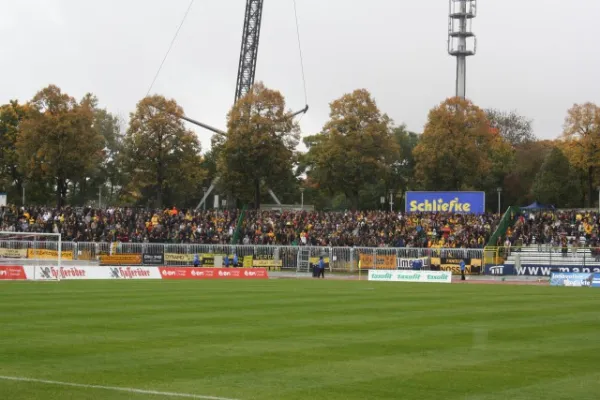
left=33, top=266, right=161, bottom=280
left=405, top=191, right=485, bottom=214
left=0, top=248, right=28, bottom=259
left=0, top=265, right=28, bottom=280
left=27, top=249, right=74, bottom=260
left=430, top=257, right=482, bottom=275
left=368, top=270, right=452, bottom=283
left=359, top=253, right=397, bottom=269
left=252, top=255, right=282, bottom=269
left=550, top=272, right=594, bottom=287
left=396, top=257, right=429, bottom=270
left=158, top=267, right=269, bottom=280
left=100, top=254, right=142, bottom=265
left=142, top=253, right=164, bottom=265
left=485, top=264, right=600, bottom=276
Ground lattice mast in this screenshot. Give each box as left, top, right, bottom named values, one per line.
left=448, top=0, right=477, bottom=99
left=235, top=0, right=264, bottom=102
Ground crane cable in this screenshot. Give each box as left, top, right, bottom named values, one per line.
left=146, top=0, right=196, bottom=97
left=293, top=0, right=309, bottom=110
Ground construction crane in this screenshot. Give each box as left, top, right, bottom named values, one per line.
left=179, top=0, right=308, bottom=211
left=235, top=0, right=264, bottom=103
left=149, top=0, right=308, bottom=212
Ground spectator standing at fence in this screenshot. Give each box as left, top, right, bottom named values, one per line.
left=193, top=254, right=200, bottom=267
left=318, top=256, right=325, bottom=279
left=224, top=254, right=230, bottom=268
left=233, top=254, right=239, bottom=268
left=412, top=258, right=423, bottom=271
left=504, top=237, right=511, bottom=257
left=460, top=260, right=466, bottom=281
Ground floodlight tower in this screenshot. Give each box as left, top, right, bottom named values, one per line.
left=448, top=0, right=477, bottom=99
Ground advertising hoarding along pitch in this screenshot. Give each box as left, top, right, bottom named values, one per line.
left=158, top=267, right=269, bottom=280
left=99, top=254, right=142, bottom=265
left=484, top=264, right=600, bottom=276
left=142, top=253, right=164, bottom=265
left=550, top=272, right=594, bottom=287
left=0, top=248, right=27, bottom=259
left=405, top=191, right=485, bottom=214
left=368, top=270, right=452, bottom=283
left=0, top=265, right=27, bottom=280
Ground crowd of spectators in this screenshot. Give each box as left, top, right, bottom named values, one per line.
left=503, top=210, right=600, bottom=250
left=0, top=205, right=501, bottom=248
left=7, top=204, right=600, bottom=250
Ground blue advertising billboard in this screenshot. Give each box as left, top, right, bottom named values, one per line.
left=405, top=191, right=485, bottom=214
left=550, top=273, right=594, bottom=287
left=485, top=265, right=600, bottom=277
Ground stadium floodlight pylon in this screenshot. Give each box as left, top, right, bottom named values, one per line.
left=0, top=232, right=62, bottom=281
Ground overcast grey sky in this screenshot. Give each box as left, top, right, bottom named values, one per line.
left=2, top=0, right=600, bottom=152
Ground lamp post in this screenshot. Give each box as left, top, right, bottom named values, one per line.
left=597, top=186, right=600, bottom=214
left=497, top=187, right=503, bottom=215
left=202, top=187, right=207, bottom=211
left=389, top=190, right=394, bottom=212
left=380, top=196, right=385, bottom=211
left=300, top=187, right=305, bottom=210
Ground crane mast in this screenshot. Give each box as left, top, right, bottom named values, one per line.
left=155, top=0, right=307, bottom=211
left=235, top=0, right=264, bottom=102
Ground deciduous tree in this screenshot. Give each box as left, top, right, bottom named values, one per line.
left=122, top=95, right=205, bottom=208
left=485, top=109, right=535, bottom=146
left=218, top=82, right=300, bottom=208
left=414, top=97, right=498, bottom=191
left=16, top=85, right=105, bottom=206
left=503, top=140, right=555, bottom=207
left=302, top=89, right=398, bottom=209
left=532, top=147, right=581, bottom=208
left=0, top=101, right=28, bottom=203
left=561, top=102, right=600, bottom=207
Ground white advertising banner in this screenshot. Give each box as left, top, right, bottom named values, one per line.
left=396, top=257, right=429, bottom=270
left=106, top=266, right=162, bottom=280
left=368, top=270, right=452, bottom=283
left=33, top=266, right=162, bottom=280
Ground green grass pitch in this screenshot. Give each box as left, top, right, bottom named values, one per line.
left=1, top=280, right=600, bottom=400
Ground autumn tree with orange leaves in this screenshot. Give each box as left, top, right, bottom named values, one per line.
left=561, top=102, right=600, bottom=207
left=414, top=97, right=512, bottom=194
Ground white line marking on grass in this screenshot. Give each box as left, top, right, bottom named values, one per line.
left=0, top=375, right=240, bottom=400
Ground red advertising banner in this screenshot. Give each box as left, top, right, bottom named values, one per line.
left=158, top=267, right=268, bottom=280
left=0, top=266, right=27, bottom=280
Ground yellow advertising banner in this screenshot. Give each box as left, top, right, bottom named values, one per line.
left=77, top=250, right=95, bottom=261
left=0, top=248, right=28, bottom=258
left=243, top=256, right=253, bottom=268
left=201, top=254, right=234, bottom=266
left=359, top=253, right=397, bottom=270
left=100, top=254, right=142, bottom=265
left=252, top=259, right=283, bottom=268
left=164, top=253, right=195, bottom=262
left=252, top=255, right=282, bottom=269
left=27, top=249, right=74, bottom=260
left=430, top=257, right=483, bottom=275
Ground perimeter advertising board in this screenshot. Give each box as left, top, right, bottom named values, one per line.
left=405, top=192, right=485, bottom=214
left=485, top=265, right=600, bottom=276
left=550, top=273, right=594, bottom=287
left=368, top=270, right=451, bottom=283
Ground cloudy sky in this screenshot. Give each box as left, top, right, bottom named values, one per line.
left=2, top=0, right=600, bottom=152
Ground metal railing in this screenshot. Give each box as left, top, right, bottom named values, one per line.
left=485, top=245, right=600, bottom=267
left=0, top=240, right=486, bottom=272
